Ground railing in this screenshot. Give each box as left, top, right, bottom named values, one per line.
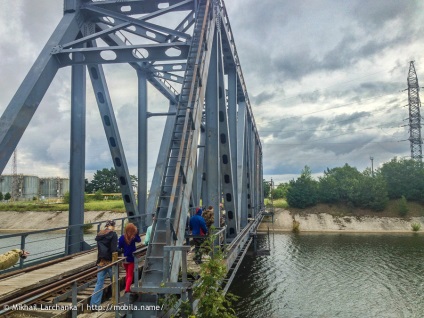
left=0, top=255, right=125, bottom=318
left=0, top=215, right=143, bottom=271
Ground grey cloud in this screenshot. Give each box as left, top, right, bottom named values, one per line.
left=251, top=91, right=277, bottom=105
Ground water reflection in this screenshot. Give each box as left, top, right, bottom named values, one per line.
left=0, top=231, right=97, bottom=266
left=230, top=233, right=424, bottom=318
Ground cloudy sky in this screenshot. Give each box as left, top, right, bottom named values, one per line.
left=1, top=0, right=424, bottom=185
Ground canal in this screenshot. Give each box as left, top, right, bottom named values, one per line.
left=229, top=233, right=424, bottom=318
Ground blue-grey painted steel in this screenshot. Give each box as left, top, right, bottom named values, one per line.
left=237, top=102, right=247, bottom=228
left=146, top=102, right=177, bottom=228
left=95, top=22, right=179, bottom=103
left=250, top=120, right=257, bottom=216
left=217, top=32, right=237, bottom=236
left=138, top=70, right=148, bottom=231
left=0, top=0, right=265, bottom=314
left=68, top=51, right=86, bottom=255
left=139, top=1, right=217, bottom=301
left=246, top=118, right=253, bottom=219
left=0, top=13, right=81, bottom=175
left=228, top=67, right=238, bottom=213
left=86, top=0, right=194, bottom=17
left=196, top=127, right=206, bottom=206
left=205, top=29, right=220, bottom=218
left=87, top=60, right=139, bottom=225
left=56, top=43, right=191, bottom=66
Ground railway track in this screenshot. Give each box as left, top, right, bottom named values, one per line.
left=0, top=246, right=147, bottom=318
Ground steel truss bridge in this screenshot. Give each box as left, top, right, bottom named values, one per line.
left=0, top=0, right=264, bottom=316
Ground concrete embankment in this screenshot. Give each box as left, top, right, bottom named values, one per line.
left=259, top=209, right=424, bottom=233
left=0, top=211, right=125, bottom=232
left=0, top=209, right=422, bottom=233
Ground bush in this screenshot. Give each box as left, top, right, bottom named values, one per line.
left=63, top=192, right=70, bottom=204
left=292, top=219, right=300, bottom=233
left=93, top=190, right=104, bottom=201
left=411, top=223, right=421, bottom=232
left=4, top=192, right=11, bottom=201
left=286, top=166, right=318, bottom=209
left=0, top=192, right=3, bottom=201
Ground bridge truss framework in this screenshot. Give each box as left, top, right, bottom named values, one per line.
left=0, top=0, right=264, bottom=315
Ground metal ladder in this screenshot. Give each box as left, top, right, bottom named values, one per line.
left=137, top=0, right=213, bottom=296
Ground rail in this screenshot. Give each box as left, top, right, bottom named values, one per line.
left=0, top=246, right=148, bottom=317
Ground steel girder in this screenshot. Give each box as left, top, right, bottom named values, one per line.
left=0, top=0, right=263, bottom=315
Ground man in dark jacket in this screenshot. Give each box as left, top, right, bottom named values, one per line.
left=90, top=220, right=118, bottom=307
left=190, top=208, right=208, bottom=264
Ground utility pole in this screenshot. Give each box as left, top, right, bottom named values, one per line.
left=370, top=156, right=374, bottom=177
left=407, top=61, right=423, bottom=161
left=11, top=149, right=18, bottom=201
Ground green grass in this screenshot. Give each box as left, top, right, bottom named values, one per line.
left=0, top=199, right=126, bottom=212
left=264, top=198, right=289, bottom=209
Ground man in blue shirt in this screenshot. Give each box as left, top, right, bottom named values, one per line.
left=190, top=208, right=208, bottom=264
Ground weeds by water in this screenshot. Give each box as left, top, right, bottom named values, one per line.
left=411, top=223, right=421, bottom=232
left=0, top=200, right=126, bottom=212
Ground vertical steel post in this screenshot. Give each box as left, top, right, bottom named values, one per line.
left=138, top=70, right=148, bottom=231
left=19, top=234, right=27, bottom=269
left=228, top=67, right=238, bottom=213
left=217, top=33, right=237, bottom=236
left=68, top=50, right=86, bottom=254
left=205, top=30, right=220, bottom=214
left=237, top=102, right=248, bottom=228
left=196, top=127, right=206, bottom=206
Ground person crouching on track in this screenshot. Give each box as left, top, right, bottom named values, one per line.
left=190, top=207, right=208, bottom=264
left=118, top=223, right=141, bottom=293
left=90, top=220, right=118, bottom=307
left=0, top=249, right=29, bottom=271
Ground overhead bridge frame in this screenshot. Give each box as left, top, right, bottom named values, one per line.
left=0, top=0, right=263, bottom=316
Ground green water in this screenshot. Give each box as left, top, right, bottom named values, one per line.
left=229, top=233, right=424, bottom=318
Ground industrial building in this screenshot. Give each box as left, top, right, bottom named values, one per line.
left=0, top=175, right=69, bottom=201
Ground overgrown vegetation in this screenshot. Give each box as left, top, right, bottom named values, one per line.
left=0, top=199, right=126, bottom=212
left=160, top=228, right=238, bottom=318
left=85, top=167, right=138, bottom=193
left=411, top=223, right=421, bottom=232
left=192, top=232, right=238, bottom=318
left=264, top=157, right=424, bottom=213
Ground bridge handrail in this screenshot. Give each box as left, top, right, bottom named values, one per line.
left=0, top=215, right=142, bottom=240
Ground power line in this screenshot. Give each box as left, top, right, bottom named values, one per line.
left=262, top=140, right=403, bottom=146
left=259, top=123, right=402, bottom=133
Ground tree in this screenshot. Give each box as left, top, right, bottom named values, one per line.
left=318, top=164, right=362, bottom=204
left=86, top=167, right=138, bottom=193
left=271, top=183, right=289, bottom=199
left=4, top=192, right=11, bottom=201
left=380, top=157, right=424, bottom=201
left=263, top=179, right=271, bottom=198
left=286, top=166, right=318, bottom=208
left=348, top=170, right=388, bottom=211
left=85, top=178, right=94, bottom=193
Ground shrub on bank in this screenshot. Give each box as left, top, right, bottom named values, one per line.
left=411, top=223, right=421, bottom=232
